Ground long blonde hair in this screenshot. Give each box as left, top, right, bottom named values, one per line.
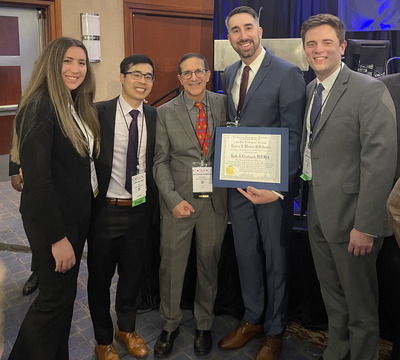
left=11, top=37, right=100, bottom=163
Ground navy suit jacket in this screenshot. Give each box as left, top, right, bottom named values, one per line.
left=223, top=48, right=306, bottom=196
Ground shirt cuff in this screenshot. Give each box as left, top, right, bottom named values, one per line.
left=272, top=191, right=284, bottom=200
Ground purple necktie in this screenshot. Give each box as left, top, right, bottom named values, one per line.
left=125, top=109, right=139, bottom=193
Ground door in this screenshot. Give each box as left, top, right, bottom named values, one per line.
left=131, top=14, right=213, bottom=107
left=0, top=6, right=42, bottom=180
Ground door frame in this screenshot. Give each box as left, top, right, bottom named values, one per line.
left=123, top=0, right=213, bottom=56
left=0, top=0, right=62, bottom=40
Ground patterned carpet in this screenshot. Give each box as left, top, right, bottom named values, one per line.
left=286, top=321, right=393, bottom=360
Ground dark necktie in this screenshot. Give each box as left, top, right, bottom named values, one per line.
left=194, top=102, right=210, bottom=156
left=310, top=83, right=324, bottom=132
left=125, top=109, right=139, bottom=193
left=237, top=65, right=250, bottom=115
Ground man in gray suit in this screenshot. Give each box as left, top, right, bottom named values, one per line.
left=300, top=14, right=397, bottom=360
left=153, top=53, right=227, bottom=357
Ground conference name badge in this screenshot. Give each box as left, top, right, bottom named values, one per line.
left=192, top=162, right=213, bottom=199
left=131, top=172, right=146, bottom=207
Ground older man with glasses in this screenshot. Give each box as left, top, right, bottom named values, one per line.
left=153, top=52, right=228, bottom=358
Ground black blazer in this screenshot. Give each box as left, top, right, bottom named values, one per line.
left=94, top=97, right=158, bottom=219
left=18, top=96, right=92, bottom=244
left=9, top=157, right=19, bottom=176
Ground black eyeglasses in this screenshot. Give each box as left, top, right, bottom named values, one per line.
left=180, top=69, right=207, bottom=80
left=124, top=71, right=155, bottom=83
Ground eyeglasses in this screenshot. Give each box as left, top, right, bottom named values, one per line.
left=124, top=71, right=155, bottom=83
left=180, top=69, right=207, bottom=80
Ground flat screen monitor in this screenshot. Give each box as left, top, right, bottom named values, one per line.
left=344, top=39, right=390, bottom=77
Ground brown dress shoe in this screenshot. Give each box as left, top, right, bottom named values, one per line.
left=255, top=336, right=282, bottom=360
left=115, top=326, right=148, bottom=358
left=94, top=341, right=120, bottom=360
left=218, top=320, right=264, bottom=350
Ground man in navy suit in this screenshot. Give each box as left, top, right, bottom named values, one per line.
left=217, top=6, right=305, bottom=360
left=87, top=54, right=158, bottom=360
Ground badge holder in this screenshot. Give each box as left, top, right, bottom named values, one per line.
left=300, top=145, right=312, bottom=181
left=131, top=171, right=146, bottom=207
left=90, top=159, right=99, bottom=197
left=192, top=160, right=213, bottom=199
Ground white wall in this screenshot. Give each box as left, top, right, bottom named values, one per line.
left=61, top=0, right=124, bottom=101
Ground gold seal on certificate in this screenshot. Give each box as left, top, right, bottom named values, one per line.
left=213, top=127, right=289, bottom=191
left=225, top=166, right=235, bottom=176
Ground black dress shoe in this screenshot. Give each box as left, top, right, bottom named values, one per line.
left=154, top=327, right=179, bottom=358
left=22, top=272, right=38, bottom=296
left=194, top=329, right=212, bottom=356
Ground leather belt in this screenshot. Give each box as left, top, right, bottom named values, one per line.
left=106, top=197, right=132, bottom=207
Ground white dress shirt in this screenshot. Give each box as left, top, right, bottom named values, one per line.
left=106, top=95, right=147, bottom=199
left=231, top=48, right=266, bottom=110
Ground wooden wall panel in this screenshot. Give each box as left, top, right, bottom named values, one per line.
left=0, top=66, right=21, bottom=155
left=0, top=115, right=14, bottom=155
left=0, top=66, right=21, bottom=105
left=124, top=0, right=214, bottom=106
left=124, top=0, right=213, bottom=18
left=131, top=14, right=213, bottom=106
left=0, top=16, right=20, bottom=55
left=0, top=0, right=62, bottom=38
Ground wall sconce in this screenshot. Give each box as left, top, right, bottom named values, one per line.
left=80, top=13, right=101, bottom=62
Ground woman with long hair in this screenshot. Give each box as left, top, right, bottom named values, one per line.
left=8, top=37, right=100, bottom=360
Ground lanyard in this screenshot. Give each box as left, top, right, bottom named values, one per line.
left=71, top=106, right=92, bottom=159
left=308, top=65, right=342, bottom=145
left=183, top=92, right=215, bottom=160
left=118, top=99, right=145, bottom=172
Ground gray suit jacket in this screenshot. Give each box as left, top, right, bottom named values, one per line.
left=302, top=64, right=397, bottom=241
left=153, top=90, right=227, bottom=215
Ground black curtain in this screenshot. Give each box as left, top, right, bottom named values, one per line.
left=213, top=0, right=400, bottom=79
left=213, top=0, right=338, bottom=40
left=213, top=0, right=337, bottom=90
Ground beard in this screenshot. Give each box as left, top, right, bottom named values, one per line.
left=233, top=37, right=261, bottom=59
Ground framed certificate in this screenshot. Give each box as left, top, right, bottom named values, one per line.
left=213, top=127, right=289, bottom=191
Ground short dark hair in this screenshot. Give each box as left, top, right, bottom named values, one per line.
left=225, top=6, right=259, bottom=30
left=301, top=14, right=346, bottom=46
left=177, top=53, right=209, bottom=74
left=120, top=54, right=155, bottom=76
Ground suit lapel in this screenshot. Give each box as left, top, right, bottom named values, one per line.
left=206, top=91, right=220, bottom=154
left=99, top=97, right=118, bottom=171
left=241, top=50, right=272, bottom=113
left=227, top=62, right=241, bottom=114
left=143, top=104, right=155, bottom=168
left=313, top=66, right=349, bottom=139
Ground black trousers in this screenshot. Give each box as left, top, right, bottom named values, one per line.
left=8, top=218, right=89, bottom=360
left=87, top=199, right=153, bottom=345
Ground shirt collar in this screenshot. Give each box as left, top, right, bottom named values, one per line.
left=118, top=94, right=144, bottom=116
left=183, top=91, right=207, bottom=111
left=240, top=47, right=265, bottom=74
left=317, top=62, right=343, bottom=92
